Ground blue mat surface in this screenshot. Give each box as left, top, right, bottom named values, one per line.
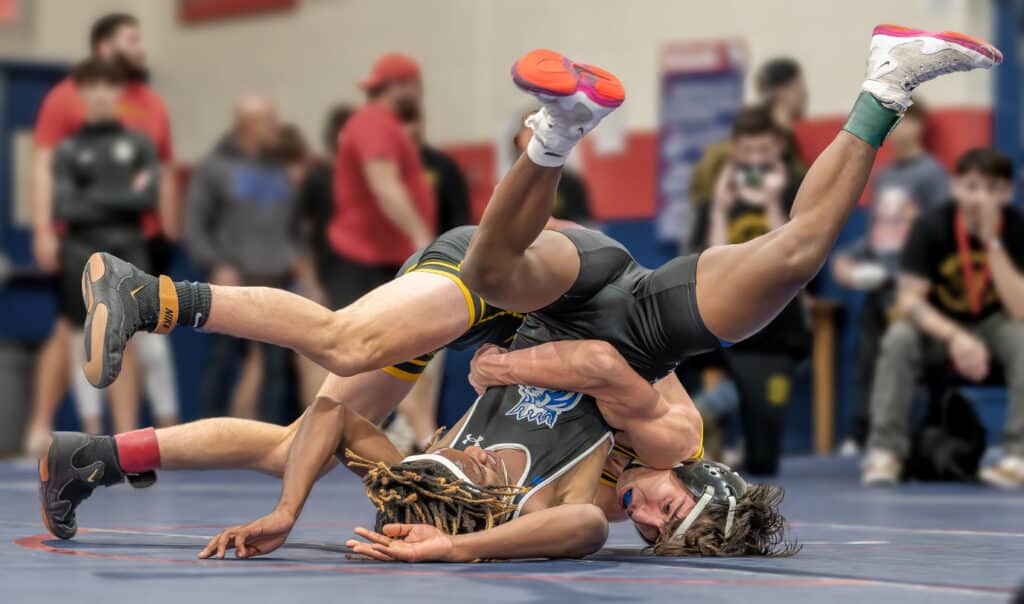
left=2, top=456, right=1022, bottom=602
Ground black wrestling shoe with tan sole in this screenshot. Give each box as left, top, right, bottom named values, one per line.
left=81, top=252, right=177, bottom=388
left=38, top=432, right=125, bottom=540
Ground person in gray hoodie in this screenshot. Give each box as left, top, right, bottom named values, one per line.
left=184, top=95, right=298, bottom=423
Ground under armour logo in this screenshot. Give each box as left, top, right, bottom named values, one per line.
left=461, top=434, right=484, bottom=447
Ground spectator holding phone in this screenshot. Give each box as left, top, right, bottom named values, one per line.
left=691, top=106, right=810, bottom=476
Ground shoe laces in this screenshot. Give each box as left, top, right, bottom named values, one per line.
left=893, top=46, right=976, bottom=92
left=526, top=102, right=594, bottom=140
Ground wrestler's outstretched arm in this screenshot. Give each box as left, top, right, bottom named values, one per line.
left=468, top=341, right=701, bottom=469
left=198, top=393, right=402, bottom=560
left=346, top=503, right=608, bottom=562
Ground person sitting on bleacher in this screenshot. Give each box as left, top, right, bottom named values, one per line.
left=832, top=102, right=949, bottom=455
left=863, top=148, right=1024, bottom=489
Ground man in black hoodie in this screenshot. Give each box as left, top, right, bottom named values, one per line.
left=53, top=57, right=159, bottom=434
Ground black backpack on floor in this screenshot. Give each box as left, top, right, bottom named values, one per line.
left=906, top=388, right=987, bottom=482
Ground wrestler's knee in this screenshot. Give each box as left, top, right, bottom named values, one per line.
left=318, top=310, right=386, bottom=376
left=774, top=221, right=828, bottom=285
left=459, top=254, right=506, bottom=302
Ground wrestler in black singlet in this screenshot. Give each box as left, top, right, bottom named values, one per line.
left=390, top=225, right=721, bottom=384
left=387, top=225, right=714, bottom=492
left=518, top=228, right=722, bottom=382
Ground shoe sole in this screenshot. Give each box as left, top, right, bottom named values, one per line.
left=37, top=439, right=75, bottom=540
left=873, top=24, right=1003, bottom=65
left=37, top=446, right=53, bottom=536
left=82, top=253, right=112, bottom=388
left=511, top=49, right=625, bottom=108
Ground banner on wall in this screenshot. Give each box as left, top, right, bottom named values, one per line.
left=656, top=40, right=746, bottom=248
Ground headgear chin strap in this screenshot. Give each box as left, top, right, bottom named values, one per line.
left=672, top=485, right=715, bottom=538
left=622, top=459, right=747, bottom=541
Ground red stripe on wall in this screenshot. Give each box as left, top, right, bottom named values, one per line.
left=178, top=0, right=296, bottom=24
left=793, top=107, right=992, bottom=207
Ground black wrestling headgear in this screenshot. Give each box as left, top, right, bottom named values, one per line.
left=673, top=460, right=747, bottom=538
left=624, top=459, right=748, bottom=538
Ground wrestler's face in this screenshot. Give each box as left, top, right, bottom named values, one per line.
left=616, top=466, right=697, bottom=543
left=436, top=446, right=505, bottom=486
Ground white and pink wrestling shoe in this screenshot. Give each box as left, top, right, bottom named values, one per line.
left=863, top=24, right=1002, bottom=113
left=511, top=49, right=625, bottom=167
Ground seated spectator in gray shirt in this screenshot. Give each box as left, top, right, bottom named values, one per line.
left=871, top=101, right=950, bottom=215
left=832, top=100, right=950, bottom=454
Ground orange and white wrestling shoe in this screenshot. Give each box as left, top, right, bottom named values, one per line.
left=863, top=25, right=1001, bottom=112
left=511, top=49, right=625, bottom=167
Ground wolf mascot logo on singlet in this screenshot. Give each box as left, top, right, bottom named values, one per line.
left=506, top=386, right=583, bottom=429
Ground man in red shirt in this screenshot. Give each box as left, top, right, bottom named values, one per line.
left=323, top=53, right=437, bottom=309
left=23, top=13, right=179, bottom=452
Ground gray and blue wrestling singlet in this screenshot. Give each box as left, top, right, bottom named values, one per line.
left=448, top=383, right=612, bottom=515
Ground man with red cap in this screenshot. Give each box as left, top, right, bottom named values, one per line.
left=323, top=53, right=437, bottom=310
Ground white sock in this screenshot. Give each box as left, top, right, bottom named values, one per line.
left=71, top=331, right=102, bottom=426
left=523, top=108, right=578, bottom=168
left=135, top=332, right=179, bottom=422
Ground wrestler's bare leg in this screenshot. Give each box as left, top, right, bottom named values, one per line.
left=695, top=27, right=1001, bottom=342
left=155, top=370, right=415, bottom=476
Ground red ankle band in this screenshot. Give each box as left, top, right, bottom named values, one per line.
left=114, top=427, right=161, bottom=473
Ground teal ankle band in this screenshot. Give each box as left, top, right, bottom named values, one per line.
left=842, top=92, right=902, bottom=149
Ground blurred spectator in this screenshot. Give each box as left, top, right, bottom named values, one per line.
left=292, top=104, right=353, bottom=293
left=404, top=110, right=470, bottom=232
left=687, top=58, right=807, bottom=243
left=385, top=109, right=473, bottom=453
left=325, top=53, right=436, bottom=310
left=184, top=95, right=298, bottom=422
left=276, top=122, right=329, bottom=406
left=514, top=115, right=592, bottom=223
left=833, top=102, right=947, bottom=454
left=691, top=106, right=810, bottom=476
left=51, top=58, right=157, bottom=436
left=863, top=149, right=1024, bottom=489
left=873, top=101, right=950, bottom=213
left=24, top=12, right=177, bottom=452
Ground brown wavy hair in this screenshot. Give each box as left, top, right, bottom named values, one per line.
left=346, top=450, right=526, bottom=535
left=653, top=484, right=800, bottom=557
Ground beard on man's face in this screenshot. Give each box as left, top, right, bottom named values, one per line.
left=111, top=52, right=149, bottom=82
left=393, top=97, right=421, bottom=124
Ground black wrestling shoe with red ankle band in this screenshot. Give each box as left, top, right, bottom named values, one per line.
left=38, top=432, right=156, bottom=540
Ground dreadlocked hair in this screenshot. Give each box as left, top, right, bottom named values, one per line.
left=653, top=484, right=800, bottom=557
left=346, top=450, right=527, bottom=535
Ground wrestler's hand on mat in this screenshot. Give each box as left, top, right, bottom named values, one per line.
left=346, top=524, right=459, bottom=563
left=197, top=509, right=295, bottom=560
left=468, top=344, right=507, bottom=395
left=948, top=331, right=990, bottom=382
